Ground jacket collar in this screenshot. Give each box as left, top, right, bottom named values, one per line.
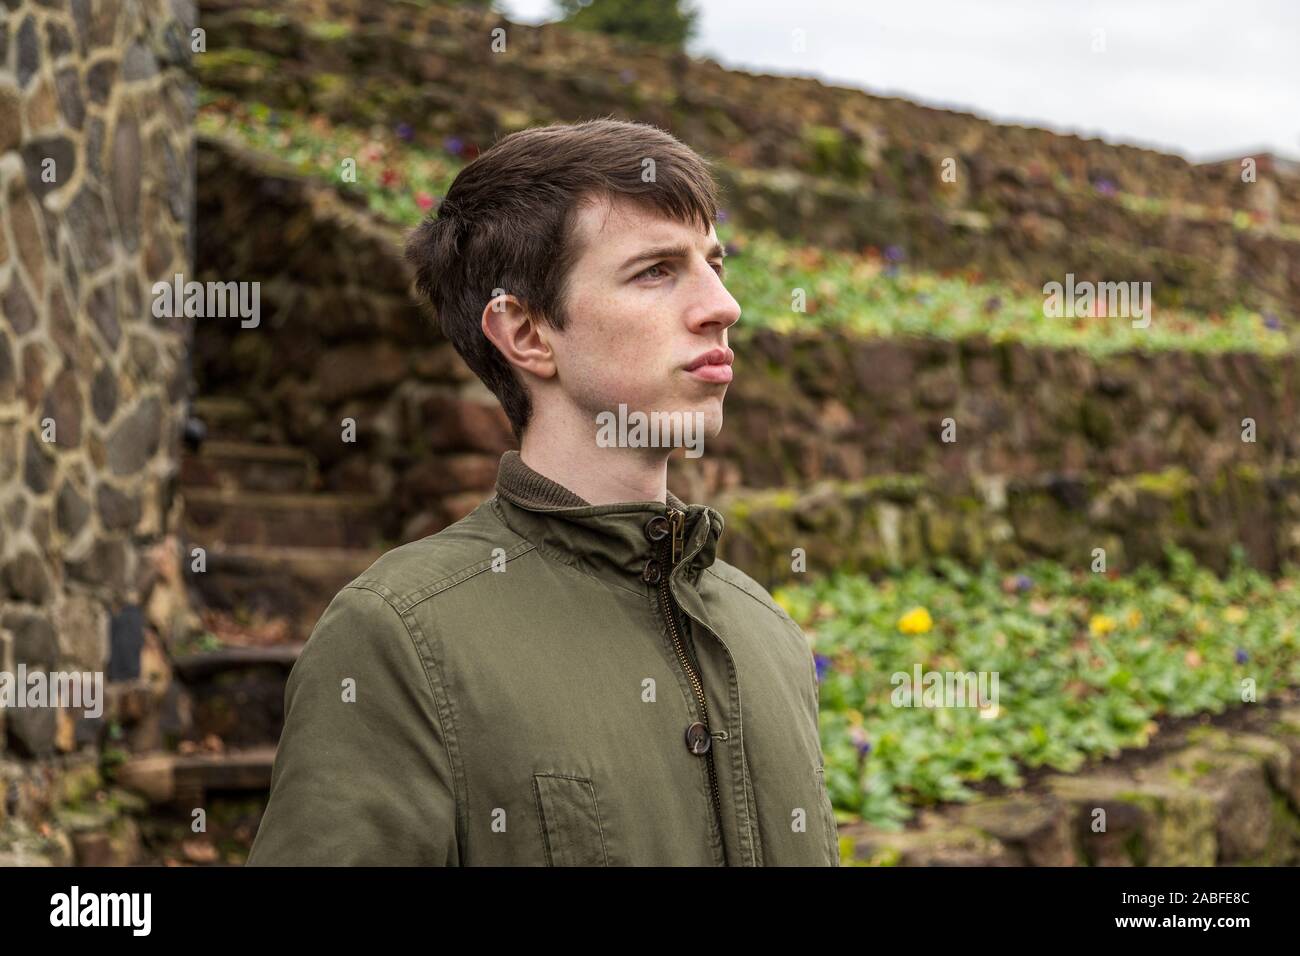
left=491, top=450, right=723, bottom=590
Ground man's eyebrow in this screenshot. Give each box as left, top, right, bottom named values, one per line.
left=619, top=241, right=727, bottom=272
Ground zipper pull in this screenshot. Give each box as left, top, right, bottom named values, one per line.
left=668, top=507, right=685, bottom=567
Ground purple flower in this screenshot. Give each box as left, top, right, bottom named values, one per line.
left=884, top=244, right=905, bottom=263
left=716, top=209, right=729, bottom=223
left=1264, top=312, right=1281, bottom=331
left=1235, top=648, right=1249, bottom=664
left=396, top=122, right=414, bottom=142
left=849, top=725, right=871, bottom=757
left=724, top=241, right=739, bottom=257
left=443, top=136, right=465, bottom=157
left=814, top=653, right=831, bottom=683
left=1016, top=574, right=1034, bottom=592
left=1094, top=177, right=1117, bottom=197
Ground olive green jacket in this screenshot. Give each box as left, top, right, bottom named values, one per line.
left=247, top=451, right=838, bottom=866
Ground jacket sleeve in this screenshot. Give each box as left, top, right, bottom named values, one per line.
left=246, top=584, right=460, bottom=865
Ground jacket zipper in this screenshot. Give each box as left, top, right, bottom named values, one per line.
left=657, top=506, right=725, bottom=841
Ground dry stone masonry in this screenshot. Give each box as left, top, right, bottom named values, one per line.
left=1, top=0, right=197, bottom=864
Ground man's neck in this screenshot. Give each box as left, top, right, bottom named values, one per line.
left=518, top=418, right=669, bottom=506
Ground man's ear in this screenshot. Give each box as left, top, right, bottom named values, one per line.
left=481, top=293, right=557, bottom=380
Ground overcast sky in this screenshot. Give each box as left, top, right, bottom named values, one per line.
left=497, top=0, right=1300, bottom=163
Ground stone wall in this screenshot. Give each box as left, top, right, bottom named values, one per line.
left=194, top=0, right=1300, bottom=220
left=1, top=0, right=195, bottom=851
left=707, top=330, right=1296, bottom=491
left=193, top=0, right=1300, bottom=319
left=714, top=164, right=1300, bottom=320
left=195, top=135, right=1299, bottom=578
left=718, top=462, right=1300, bottom=589
left=193, top=135, right=510, bottom=543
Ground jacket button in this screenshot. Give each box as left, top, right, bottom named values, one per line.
left=684, top=721, right=711, bottom=755
left=641, top=559, right=661, bottom=584
left=644, top=515, right=670, bottom=541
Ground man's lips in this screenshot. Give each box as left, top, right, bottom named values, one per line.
left=685, top=347, right=734, bottom=383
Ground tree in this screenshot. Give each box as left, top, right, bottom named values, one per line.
left=554, top=0, right=699, bottom=51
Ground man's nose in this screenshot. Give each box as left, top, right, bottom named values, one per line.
left=687, top=265, right=741, bottom=334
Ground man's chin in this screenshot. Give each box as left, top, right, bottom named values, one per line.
left=699, top=405, right=724, bottom=440
left=690, top=404, right=724, bottom=457
left=588, top=394, right=725, bottom=457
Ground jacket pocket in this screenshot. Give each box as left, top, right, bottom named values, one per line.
left=532, top=772, right=610, bottom=866
left=815, top=767, right=841, bottom=865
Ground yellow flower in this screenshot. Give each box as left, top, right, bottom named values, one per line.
left=1222, top=605, right=1247, bottom=625
left=1089, top=614, right=1116, bottom=637
left=898, top=607, right=933, bottom=634
left=772, top=589, right=792, bottom=614
left=1126, top=608, right=1142, bottom=629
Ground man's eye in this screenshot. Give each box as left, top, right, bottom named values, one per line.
left=635, top=262, right=725, bottom=281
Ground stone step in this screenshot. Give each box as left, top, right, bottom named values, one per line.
left=189, top=395, right=281, bottom=444
left=173, top=645, right=305, bottom=748
left=183, top=487, right=392, bottom=549
left=113, top=747, right=277, bottom=808
left=173, top=644, right=304, bottom=681
left=187, top=543, right=382, bottom=641
left=181, top=439, right=320, bottom=494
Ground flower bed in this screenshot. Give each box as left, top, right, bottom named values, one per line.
left=776, top=547, right=1300, bottom=828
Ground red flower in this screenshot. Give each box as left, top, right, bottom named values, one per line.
left=380, top=167, right=400, bottom=188
left=416, top=191, right=435, bottom=211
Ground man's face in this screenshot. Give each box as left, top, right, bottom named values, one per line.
left=544, top=193, right=741, bottom=452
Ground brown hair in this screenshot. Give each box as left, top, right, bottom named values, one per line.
left=404, top=117, right=720, bottom=439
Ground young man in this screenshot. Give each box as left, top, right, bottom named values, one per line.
left=247, top=118, right=839, bottom=866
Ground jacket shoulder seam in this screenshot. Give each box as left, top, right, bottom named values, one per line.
left=351, top=539, right=536, bottom=613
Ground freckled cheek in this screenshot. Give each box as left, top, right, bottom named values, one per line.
left=565, top=292, right=678, bottom=398
left=582, top=304, right=670, bottom=365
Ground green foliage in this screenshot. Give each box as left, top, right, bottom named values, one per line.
left=197, top=92, right=461, bottom=226
left=779, top=546, right=1300, bottom=828
left=554, top=0, right=699, bottom=50
left=100, top=746, right=129, bottom=777
left=306, top=20, right=352, bottom=41
left=196, top=92, right=1293, bottom=356
left=803, top=124, right=869, bottom=180
left=244, top=10, right=288, bottom=28
left=719, top=230, right=1292, bottom=355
